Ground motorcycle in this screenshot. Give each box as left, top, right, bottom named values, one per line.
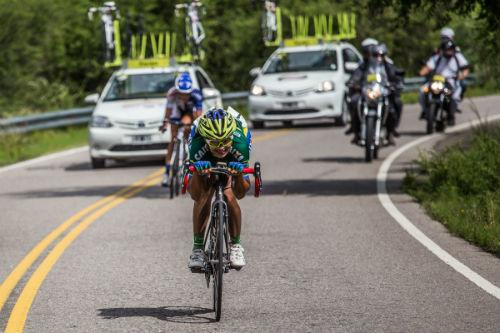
left=424, top=74, right=453, bottom=134
left=360, top=72, right=390, bottom=162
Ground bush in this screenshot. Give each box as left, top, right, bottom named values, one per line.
left=404, top=124, right=500, bottom=256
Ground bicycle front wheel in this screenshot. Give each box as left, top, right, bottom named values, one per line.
left=213, top=202, right=225, bottom=321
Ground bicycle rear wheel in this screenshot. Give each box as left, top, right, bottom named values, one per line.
left=213, top=202, right=225, bottom=321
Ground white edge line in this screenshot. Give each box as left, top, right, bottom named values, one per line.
left=377, top=114, right=500, bottom=301
left=0, top=146, right=88, bottom=175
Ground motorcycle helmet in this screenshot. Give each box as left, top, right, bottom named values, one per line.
left=440, top=39, right=456, bottom=58
left=361, top=38, right=378, bottom=60
left=440, top=27, right=455, bottom=41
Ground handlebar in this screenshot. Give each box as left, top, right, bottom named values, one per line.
left=187, top=165, right=254, bottom=175
left=183, top=162, right=262, bottom=197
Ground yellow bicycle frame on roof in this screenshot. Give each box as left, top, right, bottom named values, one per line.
left=265, top=7, right=356, bottom=48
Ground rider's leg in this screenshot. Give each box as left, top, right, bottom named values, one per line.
left=224, top=175, right=250, bottom=268
left=418, top=86, right=427, bottom=119
left=181, top=114, right=192, bottom=140
left=224, top=175, right=250, bottom=242
left=162, top=125, right=178, bottom=186
left=348, top=94, right=361, bottom=142
left=186, top=174, right=214, bottom=270
left=188, top=174, right=214, bottom=249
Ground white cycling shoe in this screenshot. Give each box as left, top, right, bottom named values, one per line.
left=161, top=174, right=169, bottom=187
left=230, top=244, right=246, bottom=269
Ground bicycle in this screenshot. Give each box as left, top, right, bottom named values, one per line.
left=175, top=1, right=205, bottom=61
left=160, top=120, right=191, bottom=199
left=261, top=0, right=278, bottom=43
left=182, top=161, right=262, bottom=321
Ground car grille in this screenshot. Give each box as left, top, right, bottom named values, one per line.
left=267, top=87, right=315, bottom=97
left=109, top=143, right=167, bottom=151
left=264, top=108, right=319, bottom=115
left=114, top=120, right=163, bottom=130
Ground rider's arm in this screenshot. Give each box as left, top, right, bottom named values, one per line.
left=419, top=65, right=431, bottom=77
left=456, top=53, right=470, bottom=80
left=191, top=89, right=204, bottom=120
left=420, top=55, right=436, bottom=77
left=230, top=135, right=251, bottom=199
left=162, top=89, right=176, bottom=126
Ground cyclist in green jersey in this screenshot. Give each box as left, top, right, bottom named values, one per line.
left=187, top=107, right=252, bottom=270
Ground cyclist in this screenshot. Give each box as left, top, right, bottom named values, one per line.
left=187, top=107, right=252, bottom=271
left=160, top=72, right=203, bottom=187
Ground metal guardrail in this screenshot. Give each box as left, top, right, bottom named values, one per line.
left=0, top=76, right=477, bottom=134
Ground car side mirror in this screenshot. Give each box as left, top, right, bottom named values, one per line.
left=344, top=62, right=359, bottom=74
left=84, top=93, right=99, bottom=104
left=249, top=67, right=261, bottom=77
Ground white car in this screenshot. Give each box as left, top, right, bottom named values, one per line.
left=248, top=42, right=361, bottom=128
left=85, top=64, right=222, bottom=168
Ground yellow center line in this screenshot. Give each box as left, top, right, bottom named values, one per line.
left=0, top=168, right=163, bottom=313
left=253, top=129, right=292, bottom=142
left=5, top=175, right=162, bottom=333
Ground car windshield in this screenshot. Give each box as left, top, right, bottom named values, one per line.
left=103, top=73, right=175, bottom=101
left=263, top=50, right=338, bottom=74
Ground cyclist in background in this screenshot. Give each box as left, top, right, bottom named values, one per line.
left=160, top=72, right=203, bottom=187
left=187, top=107, right=252, bottom=271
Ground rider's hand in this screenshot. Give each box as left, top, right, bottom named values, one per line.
left=193, top=161, right=211, bottom=174
left=159, top=120, right=169, bottom=133
left=228, top=162, right=245, bottom=175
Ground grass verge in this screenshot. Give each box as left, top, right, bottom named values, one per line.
left=403, top=124, right=500, bottom=257
left=401, top=83, right=500, bottom=105
left=0, top=126, right=88, bottom=167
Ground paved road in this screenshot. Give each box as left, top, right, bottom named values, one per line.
left=1, top=96, right=499, bottom=332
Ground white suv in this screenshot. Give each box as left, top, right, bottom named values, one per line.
left=85, top=64, right=222, bottom=168
left=248, top=42, right=361, bottom=128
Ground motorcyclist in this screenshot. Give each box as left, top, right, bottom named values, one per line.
left=418, top=39, right=469, bottom=126
left=347, top=41, right=401, bottom=144
left=439, top=27, right=467, bottom=100
left=345, top=38, right=378, bottom=142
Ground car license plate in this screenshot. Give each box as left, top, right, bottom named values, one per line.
left=281, top=102, right=298, bottom=109
left=131, top=135, right=152, bottom=143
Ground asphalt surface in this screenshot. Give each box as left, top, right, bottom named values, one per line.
left=1, top=96, right=500, bottom=332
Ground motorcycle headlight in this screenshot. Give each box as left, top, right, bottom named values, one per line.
left=430, top=81, right=444, bottom=94
left=90, top=115, right=113, bottom=128
left=315, top=80, right=335, bottom=93
left=367, top=88, right=381, bottom=100
left=251, top=84, right=266, bottom=96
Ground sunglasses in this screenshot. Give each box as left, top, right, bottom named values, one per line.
left=206, top=137, right=232, bottom=149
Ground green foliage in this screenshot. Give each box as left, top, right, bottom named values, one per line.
left=0, top=0, right=498, bottom=117
left=404, top=125, right=500, bottom=256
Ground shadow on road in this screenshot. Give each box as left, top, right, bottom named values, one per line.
left=4, top=184, right=168, bottom=199
left=98, top=306, right=214, bottom=324
left=6, top=178, right=405, bottom=198
left=302, top=156, right=365, bottom=164
left=262, top=178, right=401, bottom=196
left=65, top=159, right=163, bottom=172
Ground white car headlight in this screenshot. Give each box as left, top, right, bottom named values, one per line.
left=251, top=84, right=266, bottom=96
left=316, top=81, right=335, bottom=93
left=90, top=115, right=113, bottom=128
